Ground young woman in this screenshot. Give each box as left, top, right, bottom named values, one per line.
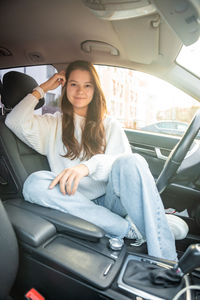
left=5, top=60, right=177, bottom=261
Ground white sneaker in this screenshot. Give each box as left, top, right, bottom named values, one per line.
left=166, top=214, right=189, bottom=240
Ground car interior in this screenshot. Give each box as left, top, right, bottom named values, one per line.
left=0, top=1, right=200, bottom=300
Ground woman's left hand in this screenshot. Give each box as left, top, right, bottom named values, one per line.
left=49, top=164, right=89, bottom=195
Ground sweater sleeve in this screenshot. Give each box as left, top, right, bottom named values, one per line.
left=5, top=93, right=58, bottom=155
left=82, top=117, right=132, bottom=182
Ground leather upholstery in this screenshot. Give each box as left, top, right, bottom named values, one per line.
left=0, top=200, right=18, bottom=299
left=5, top=199, right=104, bottom=242
left=1, top=71, right=44, bottom=109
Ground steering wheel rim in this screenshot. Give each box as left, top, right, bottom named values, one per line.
left=156, top=110, right=200, bottom=194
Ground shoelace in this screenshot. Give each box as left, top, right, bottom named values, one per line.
left=130, top=238, right=146, bottom=247
left=125, top=215, right=146, bottom=247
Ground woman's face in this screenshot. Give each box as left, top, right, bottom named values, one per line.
left=66, top=69, right=95, bottom=117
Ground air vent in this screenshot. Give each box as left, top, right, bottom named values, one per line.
left=27, top=52, right=44, bottom=63
left=0, top=47, right=12, bottom=57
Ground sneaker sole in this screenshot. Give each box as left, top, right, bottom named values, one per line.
left=166, top=214, right=189, bottom=240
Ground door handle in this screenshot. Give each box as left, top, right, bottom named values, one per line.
left=155, top=147, right=168, bottom=160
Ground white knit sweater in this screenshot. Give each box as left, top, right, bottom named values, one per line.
left=5, top=94, right=132, bottom=200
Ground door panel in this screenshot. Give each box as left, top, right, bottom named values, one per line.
left=125, top=129, right=179, bottom=179
left=125, top=129, right=200, bottom=218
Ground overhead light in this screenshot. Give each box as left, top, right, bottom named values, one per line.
left=81, top=40, right=119, bottom=56
left=82, top=0, right=156, bottom=20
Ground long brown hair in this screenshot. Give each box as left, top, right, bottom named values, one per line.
left=61, top=60, right=107, bottom=160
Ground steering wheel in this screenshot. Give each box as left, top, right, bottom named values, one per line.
left=156, top=110, right=200, bottom=194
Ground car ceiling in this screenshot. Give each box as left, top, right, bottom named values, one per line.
left=0, top=0, right=181, bottom=68
left=1, top=0, right=200, bottom=101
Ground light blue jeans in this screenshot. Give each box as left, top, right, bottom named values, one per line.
left=23, top=154, right=177, bottom=261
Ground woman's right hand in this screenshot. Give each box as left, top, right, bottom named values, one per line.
left=40, top=71, right=66, bottom=93
left=49, top=164, right=89, bottom=195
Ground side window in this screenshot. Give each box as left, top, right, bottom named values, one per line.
left=0, top=65, right=61, bottom=115
left=1, top=64, right=200, bottom=137
left=95, top=65, right=200, bottom=139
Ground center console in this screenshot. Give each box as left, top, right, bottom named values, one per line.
left=5, top=199, right=200, bottom=300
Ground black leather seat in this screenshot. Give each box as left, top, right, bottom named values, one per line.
left=0, top=71, right=104, bottom=242
left=0, top=79, right=18, bottom=299
left=0, top=71, right=48, bottom=197
left=0, top=200, right=18, bottom=300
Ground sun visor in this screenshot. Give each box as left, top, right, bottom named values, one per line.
left=152, top=0, right=200, bottom=46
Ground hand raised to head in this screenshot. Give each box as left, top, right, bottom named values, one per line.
left=40, top=71, right=66, bottom=93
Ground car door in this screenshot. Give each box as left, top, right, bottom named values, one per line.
left=125, top=129, right=178, bottom=180
left=95, top=65, right=200, bottom=231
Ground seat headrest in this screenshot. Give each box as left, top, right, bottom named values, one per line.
left=1, top=71, right=45, bottom=110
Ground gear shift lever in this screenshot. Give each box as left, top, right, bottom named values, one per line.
left=175, top=244, right=200, bottom=276
left=149, top=244, right=200, bottom=287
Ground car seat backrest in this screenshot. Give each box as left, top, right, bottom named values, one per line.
left=0, top=72, right=50, bottom=199
left=0, top=200, right=19, bottom=299
left=0, top=119, right=50, bottom=198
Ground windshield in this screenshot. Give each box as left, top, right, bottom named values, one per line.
left=176, top=38, right=200, bottom=78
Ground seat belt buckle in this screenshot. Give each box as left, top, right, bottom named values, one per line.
left=25, top=288, right=45, bottom=300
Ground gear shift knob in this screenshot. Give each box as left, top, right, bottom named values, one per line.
left=175, top=244, right=200, bottom=276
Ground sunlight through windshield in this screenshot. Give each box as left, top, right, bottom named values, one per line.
left=177, top=38, right=200, bottom=78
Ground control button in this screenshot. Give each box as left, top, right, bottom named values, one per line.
left=103, top=263, right=113, bottom=276
left=109, top=237, right=124, bottom=251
